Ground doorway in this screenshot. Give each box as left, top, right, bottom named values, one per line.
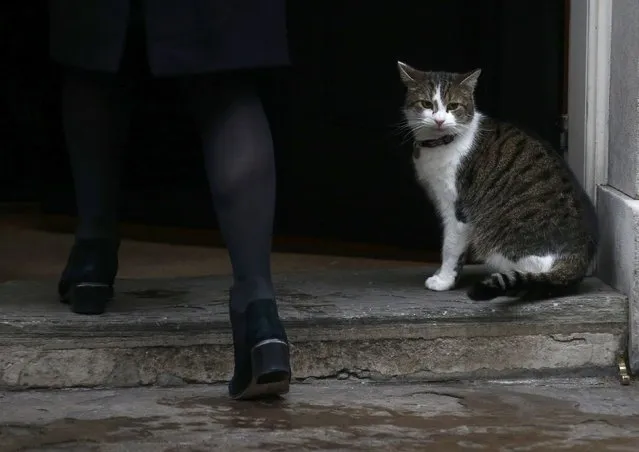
left=2, top=0, right=567, bottom=260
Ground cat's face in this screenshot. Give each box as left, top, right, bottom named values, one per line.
left=398, top=62, right=481, bottom=139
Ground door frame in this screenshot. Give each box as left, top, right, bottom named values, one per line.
left=567, top=0, right=612, bottom=202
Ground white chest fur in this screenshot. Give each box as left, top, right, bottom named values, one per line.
left=412, top=114, right=481, bottom=222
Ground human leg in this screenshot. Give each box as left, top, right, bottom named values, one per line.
left=57, top=67, right=133, bottom=314
left=181, top=73, right=290, bottom=399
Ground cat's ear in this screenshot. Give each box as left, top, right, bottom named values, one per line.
left=397, top=61, right=422, bottom=84
left=458, top=69, right=482, bottom=90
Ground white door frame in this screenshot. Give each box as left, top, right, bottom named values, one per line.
left=567, top=0, right=612, bottom=202
left=568, top=0, right=638, bottom=375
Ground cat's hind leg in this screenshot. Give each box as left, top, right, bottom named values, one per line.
left=467, top=254, right=586, bottom=301
left=426, top=220, right=470, bottom=291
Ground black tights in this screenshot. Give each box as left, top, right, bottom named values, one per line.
left=62, top=68, right=276, bottom=311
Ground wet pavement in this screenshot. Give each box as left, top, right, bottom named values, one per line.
left=1, top=378, right=638, bottom=451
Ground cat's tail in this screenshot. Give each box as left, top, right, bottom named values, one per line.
left=467, top=254, right=592, bottom=301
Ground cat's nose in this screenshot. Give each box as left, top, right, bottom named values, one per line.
left=434, top=119, right=445, bottom=127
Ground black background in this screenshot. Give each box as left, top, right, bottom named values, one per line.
left=1, top=0, right=566, bottom=253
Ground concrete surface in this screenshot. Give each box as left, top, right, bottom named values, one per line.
left=598, top=185, right=639, bottom=373
left=608, top=0, right=639, bottom=198
left=603, top=0, right=639, bottom=375
left=0, top=266, right=628, bottom=389
left=1, top=378, right=638, bottom=451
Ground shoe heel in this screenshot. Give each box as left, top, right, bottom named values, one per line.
left=252, top=339, right=291, bottom=384
left=235, top=339, right=291, bottom=400
left=68, top=283, right=113, bottom=315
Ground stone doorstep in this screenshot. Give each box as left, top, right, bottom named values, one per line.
left=0, top=266, right=629, bottom=389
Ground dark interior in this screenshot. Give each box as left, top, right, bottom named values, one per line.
left=1, top=0, right=566, bottom=254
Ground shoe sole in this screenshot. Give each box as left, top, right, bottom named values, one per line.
left=233, top=339, right=291, bottom=401
left=60, top=283, right=113, bottom=315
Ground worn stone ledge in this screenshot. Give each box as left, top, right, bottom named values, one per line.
left=0, top=266, right=628, bottom=389
left=0, top=333, right=623, bottom=389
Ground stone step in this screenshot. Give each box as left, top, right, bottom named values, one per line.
left=0, top=266, right=628, bottom=389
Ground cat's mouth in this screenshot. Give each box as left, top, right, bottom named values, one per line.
left=408, top=117, right=453, bottom=130
left=412, top=125, right=455, bottom=140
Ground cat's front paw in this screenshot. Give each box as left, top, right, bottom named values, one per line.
left=425, top=273, right=456, bottom=291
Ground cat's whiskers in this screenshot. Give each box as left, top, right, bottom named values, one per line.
left=393, top=119, right=437, bottom=144
left=391, top=120, right=422, bottom=145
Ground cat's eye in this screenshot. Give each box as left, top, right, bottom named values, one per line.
left=418, top=100, right=433, bottom=109
left=448, top=103, right=461, bottom=110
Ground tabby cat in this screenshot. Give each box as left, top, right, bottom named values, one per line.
left=398, top=61, right=598, bottom=301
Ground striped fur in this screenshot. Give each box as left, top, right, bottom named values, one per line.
left=398, top=62, right=598, bottom=301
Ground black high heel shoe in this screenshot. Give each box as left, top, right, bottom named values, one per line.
left=58, top=239, right=119, bottom=315
left=229, top=299, right=291, bottom=400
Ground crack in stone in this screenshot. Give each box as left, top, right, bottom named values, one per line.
left=405, top=390, right=466, bottom=400
left=549, top=335, right=588, bottom=343
left=297, top=368, right=375, bottom=382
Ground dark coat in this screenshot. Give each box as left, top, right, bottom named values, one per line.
left=48, top=0, right=290, bottom=76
